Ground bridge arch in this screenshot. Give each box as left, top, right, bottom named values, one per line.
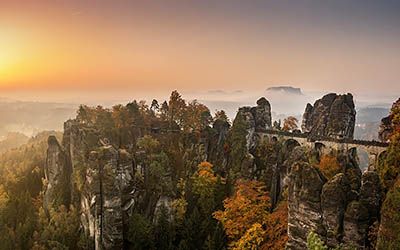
left=315, top=142, right=326, bottom=152
left=284, top=138, right=301, bottom=152
left=348, top=147, right=370, bottom=172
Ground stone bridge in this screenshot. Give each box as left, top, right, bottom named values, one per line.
left=257, top=129, right=389, bottom=170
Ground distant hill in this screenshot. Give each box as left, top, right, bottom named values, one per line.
left=0, top=132, right=29, bottom=153
left=354, top=107, right=390, bottom=140
left=266, top=86, right=303, bottom=95
left=0, top=101, right=77, bottom=137
left=356, top=107, right=389, bottom=123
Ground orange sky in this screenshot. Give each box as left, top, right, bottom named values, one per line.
left=1, top=1, right=399, bottom=100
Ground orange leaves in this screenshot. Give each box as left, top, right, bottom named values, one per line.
left=282, top=116, right=298, bottom=132
left=213, top=180, right=289, bottom=249
left=213, top=179, right=270, bottom=242
left=318, top=155, right=341, bottom=179
left=261, top=202, right=288, bottom=250
left=197, top=161, right=217, bottom=182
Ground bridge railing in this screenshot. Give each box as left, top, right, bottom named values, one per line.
left=257, top=128, right=389, bottom=147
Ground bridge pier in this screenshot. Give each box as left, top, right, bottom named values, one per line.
left=368, top=153, right=378, bottom=171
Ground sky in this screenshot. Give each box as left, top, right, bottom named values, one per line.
left=0, top=0, right=399, bottom=103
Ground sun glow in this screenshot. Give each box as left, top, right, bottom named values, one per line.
left=0, top=28, right=25, bottom=85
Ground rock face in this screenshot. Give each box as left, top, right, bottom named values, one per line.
left=252, top=97, right=272, bottom=131
left=46, top=121, right=137, bottom=250
left=286, top=150, right=382, bottom=249
left=82, top=146, right=134, bottom=249
left=302, top=93, right=356, bottom=139
left=321, top=174, right=350, bottom=246
left=235, top=97, right=272, bottom=150
left=287, top=153, right=326, bottom=249
left=43, top=135, right=72, bottom=212
left=231, top=97, right=272, bottom=178
left=379, top=98, right=400, bottom=142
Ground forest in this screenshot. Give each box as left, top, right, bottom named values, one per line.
left=0, top=91, right=399, bottom=250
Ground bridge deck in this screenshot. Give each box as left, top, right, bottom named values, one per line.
left=258, top=129, right=389, bottom=148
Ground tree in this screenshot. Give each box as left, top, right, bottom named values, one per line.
left=168, top=90, right=187, bottom=128
left=282, top=116, right=298, bottom=132
left=375, top=101, right=400, bottom=249
left=213, top=180, right=270, bottom=244
left=112, top=104, right=133, bottom=146
left=307, top=231, right=328, bottom=250
left=127, top=213, right=154, bottom=249
left=136, top=136, right=171, bottom=196
left=226, top=112, right=249, bottom=178
left=34, top=205, right=81, bottom=249
left=261, top=201, right=288, bottom=250
left=184, top=100, right=212, bottom=132
left=77, top=105, right=95, bottom=124
left=192, top=161, right=222, bottom=215
left=318, top=155, right=341, bottom=180
left=154, top=205, right=174, bottom=250
left=377, top=178, right=400, bottom=249
left=232, top=223, right=266, bottom=250
left=214, top=110, right=229, bottom=123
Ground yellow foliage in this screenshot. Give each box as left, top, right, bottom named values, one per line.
left=232, top=223, right=266, bottom=250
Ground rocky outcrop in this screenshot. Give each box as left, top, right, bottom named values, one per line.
left=229, top=97, right=272, bottom=178
left=252, top=97, right=272, bottom=131
left=321, top=174, right=350, bottom=246
left=235, top=97, right=272, bottom=151
left=342, top=200, right=369, bottom=247
left=82, top=146, right=137, bottom=249
left=43, top=135, right=72, bottom=212
left=302, top=93, right=356, bottom=139
left=287, top=149, right=327, bottom=249
left=379, top=98, right=400, bottom=142
left=46, top=121, right=138, bottom=250
left=342, top=171, right=382, bottom=248
left=287, top=150, right=382, bottom=249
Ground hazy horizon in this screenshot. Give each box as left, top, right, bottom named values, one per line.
left=1, top=0, right=400, bottom=98
left=1, top=0, right=399, bottom=138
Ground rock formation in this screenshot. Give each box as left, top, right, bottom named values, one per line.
left=45, top=120, right=137, bottom=250
left=286, top=149, right=382, bottom=249
left=379, top=98, right=400, bottom=142
left=302, top=93, right=356, bottom=139
left=42, top=94, right=387, bottom=249
left=287, top=148, right=327, bottom=249
left=81, top=146, right=134, bottom=249
left=235, top=97, right=272, bottom=150
left=43, top=135, right=72, bottom=212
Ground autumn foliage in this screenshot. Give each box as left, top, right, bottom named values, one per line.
left=213, top=180, right=270, bottom=242
left=261, top=201, right=288, bottom=250
left=282, top=116, right=298, bottom=132
left=214, top=179, right=289, bottom=249
left=318, top=155, right=341, bottom=179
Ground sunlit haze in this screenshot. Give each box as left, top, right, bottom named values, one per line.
left=0, top=0, right=399, bottom=104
